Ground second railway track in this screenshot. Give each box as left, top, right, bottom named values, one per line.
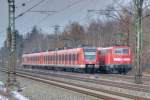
left=21, top=68, right=150, bottom=93
left=1, top=68, right=150, bottom=100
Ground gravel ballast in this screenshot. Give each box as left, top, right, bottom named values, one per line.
left=0, top=71, right=100, bottom=100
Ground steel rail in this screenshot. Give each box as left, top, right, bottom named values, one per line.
left=1, top=69, right=150, bottom=100
left=21, top=68, right=150, bottom=93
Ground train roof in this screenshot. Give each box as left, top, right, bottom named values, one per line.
left=97, top=46, right=130, bottom=50
left=23, top=47, right=96, bottom=57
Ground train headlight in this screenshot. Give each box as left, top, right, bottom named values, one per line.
left=113, top=58, right=122, bottom=61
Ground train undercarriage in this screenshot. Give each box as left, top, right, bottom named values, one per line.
left=99, top=64, right=132, bottom=74
left=22, top=64, right=98, bottom=74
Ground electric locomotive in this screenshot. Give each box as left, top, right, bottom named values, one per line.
left=98, top=46, right=132, bottom=74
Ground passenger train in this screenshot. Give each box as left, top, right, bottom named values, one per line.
left=22, top=46, right=132, bottom=74
left=22, top=47, right=99, bottom=73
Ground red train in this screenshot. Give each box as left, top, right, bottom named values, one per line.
left=22, top=46, right=132, bottom=74
left=22, top=47, right=99, bottom=73
left=97, top=46, right=132, bottom=74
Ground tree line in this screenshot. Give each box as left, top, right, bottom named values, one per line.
left=1, top=5, right=150, bottom=72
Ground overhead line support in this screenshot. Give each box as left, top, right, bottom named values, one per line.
left=133, top=0, right=144, bottom=84
left=7, top=0, right=20, bottom=92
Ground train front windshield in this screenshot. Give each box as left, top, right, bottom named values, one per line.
left=113, top=48, right=129, bottom=55
left=84, top=48, right=96, bottom=60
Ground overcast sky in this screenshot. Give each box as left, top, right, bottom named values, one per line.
left=0, top=0, right=132, bottom=48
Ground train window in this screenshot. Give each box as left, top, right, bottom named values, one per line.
left=123, top=49, right=129, bottom=54
left=48, top=56, right=49, bottom=61
left=53, top=55, right=55, bottom=61
left=114, top=49, right=122, bottom=54
left=45, top=55, right=48, bottom=63
left=113, top=48, right=129, bottom=54
left=53, top=55, right=54, bottom=61
left=58, top=55, right=59, bottom=61
left=43, top=56, right=45, bottom=61
left=76, top=53, right=78, bottom=61
left=47, top=56, right=49, bottom=61
left=68, top=54, right=70, bottom=61
left=37, top=57, right=39, bottom=61
left=59, top=55, right=60, bottom=61
left=62, top=54, right=64, bottom=61
left=74, top=54, right=76, bottom=61
left=61, top=55, right=63, bottom=61
left=65, top=54, right=68, bottom=61
left=45, top=56, right=47, bottom=62
left=51, top=55, right=52, bottom=61
left=57, top=55, right=58, bottom=61
left=72, top=54, right=75, bottom=61
left=55, top=55, right=56, bottom=61
left=54, top=55, right=56, bottom=61
left=101, top=49, right=107, bottom=55
left=48, top=56, right=50, bottom=61
left=84, top=48, right=96, bottom=60
left=61, top=55, right=62, bottom=61
left=72, top=54, right=74, bottom=61
left=69, top=54, right=71, bottom=61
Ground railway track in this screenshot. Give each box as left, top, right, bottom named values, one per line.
left=20, top=67, right=150, bottom=82
left=99, top=73, right=150, bottom=82
left=21, top=68, right=150, bottom=93
left=0, top=69, right=130, bottom=100
left=1, top=68, right=150, bottom=100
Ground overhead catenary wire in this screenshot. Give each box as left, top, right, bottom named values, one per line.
left=15, top=0, right=32, bottom=9
left=56, top=0, right=90, bottom=25
left=0, top=0, right=46, bottom=49
left=37, top=0, right=85, bottom=25
left=15, top=0, right=46, bottom=19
